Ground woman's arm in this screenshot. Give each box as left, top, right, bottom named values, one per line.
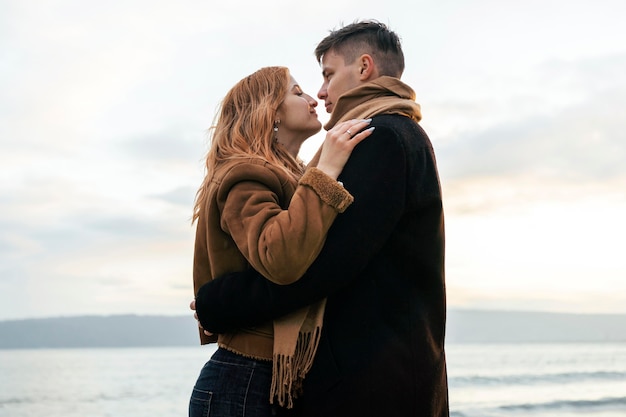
left=196, top=123, right=414, bottom=333
left=219, top=164, right=352, bottom=284
left=216, top=119, right=374, bottom=285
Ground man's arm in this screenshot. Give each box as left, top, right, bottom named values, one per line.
left=196, top=124, right=410, bottom=333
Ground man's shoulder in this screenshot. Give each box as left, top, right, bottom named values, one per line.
left=372, top=113, right=424, bottom=132
left=370, top=114, right=431, bottom=147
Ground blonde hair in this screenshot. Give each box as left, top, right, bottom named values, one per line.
left=193, top=66, right=303, bottom=223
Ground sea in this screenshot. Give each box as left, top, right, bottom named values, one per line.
left=1, top=343, right=625, bottom=417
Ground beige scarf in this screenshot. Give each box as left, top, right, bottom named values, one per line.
left=324, top=76, right=421, bottom=130
left=270, top=75, right=422, bottom=408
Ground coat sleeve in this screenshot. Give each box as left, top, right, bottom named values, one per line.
left=219, top=165, right=353, bottom=285
left=196, top=125, right=410, bottom=333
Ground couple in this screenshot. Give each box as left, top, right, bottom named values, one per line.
left=189, top=20, right=448, bottom=417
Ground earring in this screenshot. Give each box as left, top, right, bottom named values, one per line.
left=273, top=119, right=280, bottom=142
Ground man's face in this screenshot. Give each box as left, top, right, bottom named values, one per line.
left=317, top=50, right=362, bottom=114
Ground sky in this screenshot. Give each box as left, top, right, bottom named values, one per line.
left=1, top=0, right=625, bottom=320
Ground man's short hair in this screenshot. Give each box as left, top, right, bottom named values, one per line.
left=315, top=20, right=405, bottom=78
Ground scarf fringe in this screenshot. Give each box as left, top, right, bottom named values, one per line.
left=270, top=326, right=321, bottom=409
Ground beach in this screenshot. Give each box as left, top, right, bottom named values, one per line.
left=1, top=343, right=625, bottom=417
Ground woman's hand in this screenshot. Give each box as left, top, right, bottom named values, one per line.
left=316, top=119, right=374, bottom=180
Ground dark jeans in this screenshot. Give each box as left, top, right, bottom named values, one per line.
left=189, top=347, right=276, bottom=417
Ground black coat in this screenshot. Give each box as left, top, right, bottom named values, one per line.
left=196, top=114, right=449, bottom=417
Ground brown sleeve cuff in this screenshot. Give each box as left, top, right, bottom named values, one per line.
left=299, top=167, right=354, bottom=213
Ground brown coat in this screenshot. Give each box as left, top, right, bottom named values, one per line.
left=193, top=157, right=353, bottom=359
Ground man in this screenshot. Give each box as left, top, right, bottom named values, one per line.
left=194, top=20, right=448, bottom=416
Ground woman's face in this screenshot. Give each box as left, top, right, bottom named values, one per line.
left=275, top=76, right=321, bottom=151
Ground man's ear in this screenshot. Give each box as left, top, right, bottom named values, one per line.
left=358, top=54, right=378, bottom=81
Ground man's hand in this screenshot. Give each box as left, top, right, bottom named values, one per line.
left=190, top=299, right=213, bottom=337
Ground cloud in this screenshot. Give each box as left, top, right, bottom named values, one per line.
left=120, top=128, right=206, bottom=163
left=152, top=187, right=197, bottom=208
left=1, top=0, right=625, bottom=319
left=434, top=52, right=626, bottom=183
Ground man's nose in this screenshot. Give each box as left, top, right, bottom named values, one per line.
left=317, top=85, right=327, bottom=100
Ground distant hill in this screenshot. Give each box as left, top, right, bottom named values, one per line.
left=446, top=309, right=626, bottom=343
left=0, top=310, right=625, bottom=349
left=0, top=315, right=200, bottom=349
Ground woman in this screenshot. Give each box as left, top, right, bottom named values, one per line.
left=189, top=66, right=373, bottom=417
